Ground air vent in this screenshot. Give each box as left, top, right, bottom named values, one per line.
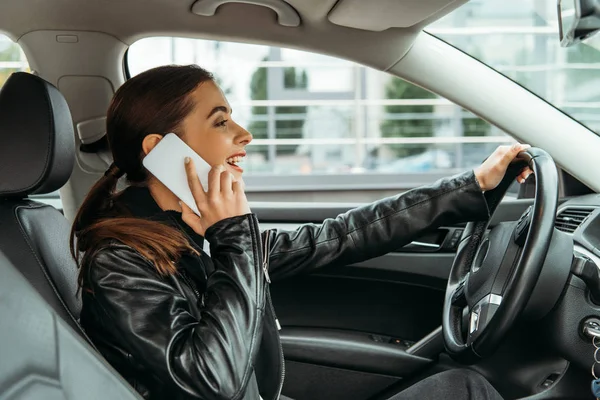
left=555, top=207, right=595, bottom=233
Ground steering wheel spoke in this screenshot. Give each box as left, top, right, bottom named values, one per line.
left=466, top=294, right=503, bottom=345
left=450, top=278, right=468, bottom=308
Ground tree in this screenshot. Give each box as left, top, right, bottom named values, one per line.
left=380, top=77, right=490, bottom=160
left=0, top=42, right=23, bottom=87
left=380, top=77, right=436, bottom=158
left=0, top=42, right=20, bottom=62
left=461, top=112, right=490, bottom=137
left=248, top=59, right=308, bottom=159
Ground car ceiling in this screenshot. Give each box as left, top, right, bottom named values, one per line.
left=0, top=0, right=467, bottom=72
left=6, top=0, right=600, bottom=197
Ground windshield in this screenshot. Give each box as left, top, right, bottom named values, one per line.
left=427, top=0, right=600, bottom=134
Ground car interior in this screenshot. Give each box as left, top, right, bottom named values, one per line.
left=3, top=0, right=600, bottom=399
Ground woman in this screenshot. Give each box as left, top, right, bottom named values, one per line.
left=71, top=65, right=531, bottom=400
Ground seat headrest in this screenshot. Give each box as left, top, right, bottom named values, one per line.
left=0, top=72, right=75, bottom=198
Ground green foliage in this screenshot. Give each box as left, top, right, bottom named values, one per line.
left=380, top=77, right=490, bottom=158
left=0, top=43, right=21, bottom=62
left=380, top=77, right=436, bottom=158
left=0, top=42, right=23, bottom=87
left=248, top=60, right=308, bottom=157
left=0, top=38, right=29, bottom=89
left=462, top=114, right=490, bottom=137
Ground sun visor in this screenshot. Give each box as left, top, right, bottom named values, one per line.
left=328, top=0, right=468, bottom=31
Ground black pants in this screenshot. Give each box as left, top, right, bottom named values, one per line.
left=281, top=369, right=502, bottom=400
left=388, top=369, right=503, bottom=400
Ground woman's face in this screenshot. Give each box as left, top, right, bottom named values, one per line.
left=179, top=80, right=252, bottom=181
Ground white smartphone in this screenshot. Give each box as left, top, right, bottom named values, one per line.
left=142, top=133, right=211, bottom=216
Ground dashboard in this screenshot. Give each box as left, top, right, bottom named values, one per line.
left=543, top=194, right=600, bottom=376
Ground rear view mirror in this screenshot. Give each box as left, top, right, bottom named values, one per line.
left=558, top=0, right=600, bottom=47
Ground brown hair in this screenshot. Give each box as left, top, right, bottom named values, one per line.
left=71, top=65, right=214, bottom=290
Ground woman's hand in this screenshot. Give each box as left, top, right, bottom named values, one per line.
left=180, top=158, right=251, bottom=236
left=474, top=143, right=534, bottom=192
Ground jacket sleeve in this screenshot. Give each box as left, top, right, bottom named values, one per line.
left=89, top=214, right=265, bottom=400
left=266, top=170, right=490, bottom=281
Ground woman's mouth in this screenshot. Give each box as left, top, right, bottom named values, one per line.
left=225, top=154, right=245, bottom=173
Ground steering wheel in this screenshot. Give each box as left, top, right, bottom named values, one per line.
left=442, top=148, right=558, bottom=364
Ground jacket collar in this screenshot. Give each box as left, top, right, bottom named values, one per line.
left=117, top=185, right=205, bottom=249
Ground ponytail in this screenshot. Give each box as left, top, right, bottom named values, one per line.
left=71, top=163, right=122, bottom=235
left=72, top=65, right=213, bottom=292
left=70, top=163, right=197, bottom=292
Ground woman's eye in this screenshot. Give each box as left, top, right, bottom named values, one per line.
left=215, top=119, right=228, bottom=128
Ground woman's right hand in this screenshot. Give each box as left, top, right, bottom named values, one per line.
left=180, top=158, right=251, bottom=236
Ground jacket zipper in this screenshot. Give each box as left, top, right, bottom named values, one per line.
left=262, top=230, right=272, bottom=284
left=267, top=290, right=285, bottom=400
left=180, top=270, right=204, bottom=306
left=261, top=231, right=285, bottom=400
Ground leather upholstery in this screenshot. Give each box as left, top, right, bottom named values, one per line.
left=0, top=72, right=84, bottom=337
left=0, top=72, right=74, bottom=197
left=0, top=251, right=142, bottom=400
left=17, top=203, right=82, bottom=318
left=0, top=200, right=83, bottom=331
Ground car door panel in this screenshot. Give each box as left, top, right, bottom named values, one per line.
left=253, top=198, right=536, bottom=399
left=281, top=327, right=432, bottom=376
left=271, top=271, right=445, bottom=342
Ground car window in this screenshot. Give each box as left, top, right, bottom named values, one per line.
left=428, top=0, right=600, bottom=136
left=0, top=35, right=62, bottom=208
left=0, top=34, right=28, bottom=86
left=127, top=38, right=518, bottom=201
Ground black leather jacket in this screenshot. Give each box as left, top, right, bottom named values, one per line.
left=80, top=171, right=489, bottom=400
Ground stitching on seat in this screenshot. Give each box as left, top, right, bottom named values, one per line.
left=14, top=202, right=98, bottom=351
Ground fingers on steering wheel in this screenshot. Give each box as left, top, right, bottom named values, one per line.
left=517, top=167, right=534, bottom=184
left=509, top=143, right=532, bottom=183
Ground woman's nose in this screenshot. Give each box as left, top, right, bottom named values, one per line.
left=237, top=126, right=253, bottom=145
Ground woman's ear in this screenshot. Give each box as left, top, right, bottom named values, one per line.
left=142, top=134, right=164, bottom=156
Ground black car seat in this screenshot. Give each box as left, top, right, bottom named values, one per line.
left=0, top=71, right=141, bottom=399
left=0, top=72, right=86, bottom=337
left=0, top=250, right=142, bottom=399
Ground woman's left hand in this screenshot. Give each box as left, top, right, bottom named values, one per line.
left=474, top=143, right=534, bottom=192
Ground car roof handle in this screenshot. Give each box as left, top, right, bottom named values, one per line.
left=191, top=0, right=301, bottom=27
